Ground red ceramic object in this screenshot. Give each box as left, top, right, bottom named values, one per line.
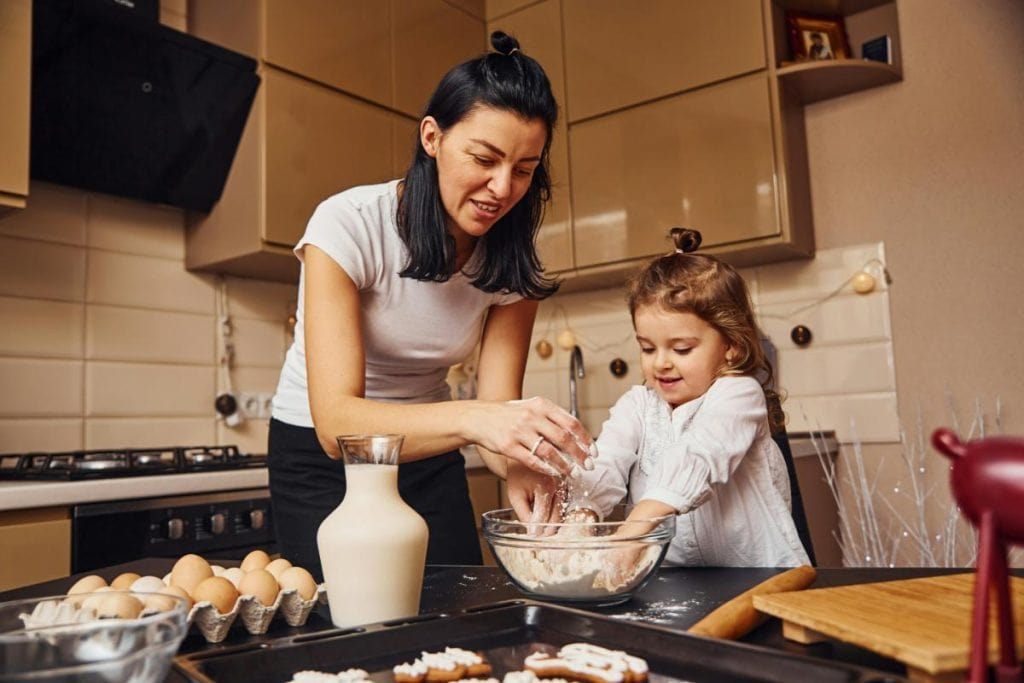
left=932, top=428, right=1024, bottom=683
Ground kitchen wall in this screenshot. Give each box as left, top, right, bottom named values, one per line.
left=0, top=182, right=297, bottom=457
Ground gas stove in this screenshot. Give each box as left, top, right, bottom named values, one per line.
left=0, top=445, right=266, bottom=480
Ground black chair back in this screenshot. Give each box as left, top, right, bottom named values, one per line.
left=767, top=393, right=816, bottom=565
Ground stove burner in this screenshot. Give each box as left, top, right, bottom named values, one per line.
left=0, top=445, right=265, bottom=480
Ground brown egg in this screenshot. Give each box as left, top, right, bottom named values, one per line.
left=110, top=572, right=141, bottom=590
left=170, top=554, right=213, bottom=597
left=264, top=557, right=292, bottom=580
left=158, top=584, right=194, bottom=611
left=96, top=592, right=143, bottom=619
left=80, top=586, right=115, bottom=610
left=142, top=587, right=189, bottom=614
left=192, top=576, right=239, bottom=614
left=68, top=575, right=107, bottom=595
left=237, top=569, right=279, bottom=606
left=239, top=549, right=271, bottom=573
left=278, top=566, right=318, bottom=600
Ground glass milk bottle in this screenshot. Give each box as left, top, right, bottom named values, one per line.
left=316, top=434, right=429, bottom=628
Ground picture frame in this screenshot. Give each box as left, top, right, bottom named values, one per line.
left=785, top=12, right=851, bottom=62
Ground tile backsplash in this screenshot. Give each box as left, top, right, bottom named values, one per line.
left=1, top=184, right=895, bottom=457
left=0, top=183, right=297, bottom=455
left=527, top=243, right=897, bottom=444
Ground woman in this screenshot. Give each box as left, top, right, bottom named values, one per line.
left=269, top=32, right=593, bottom=579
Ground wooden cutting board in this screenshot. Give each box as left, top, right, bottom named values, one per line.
left=753, top=573, right=1024, bottom=683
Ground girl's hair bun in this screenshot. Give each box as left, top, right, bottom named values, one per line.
left=670, top=227, right=702, bottom=254
left=490, top=30, right=521, bottom=56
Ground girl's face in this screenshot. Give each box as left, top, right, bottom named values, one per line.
left=634, top=305, right=735, bottom=410
left=421, top=106, right=547, bottom=248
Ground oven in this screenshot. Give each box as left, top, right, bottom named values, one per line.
left=71, top=488, right=275, bottom=573
left=0, top=445, right=276, bottom=573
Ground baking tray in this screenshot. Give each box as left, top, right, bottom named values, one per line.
left=173, top=600, right=907, bottom=683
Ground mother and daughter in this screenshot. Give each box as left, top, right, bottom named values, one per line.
left=270, top=30, right=806, bottom=575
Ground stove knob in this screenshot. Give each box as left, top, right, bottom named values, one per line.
left=248, top=509, right=265, bottom=531
left=208, top=512, right=226, bottom=535
left=165, top=517, right=185, bottom=541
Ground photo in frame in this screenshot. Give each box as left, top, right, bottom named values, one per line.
left=785, top=12, right=850, bottom=62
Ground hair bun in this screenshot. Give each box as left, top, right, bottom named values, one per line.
left=670, top=227, right=702, bottom=253
left=490, top=31, right=521, bottom=56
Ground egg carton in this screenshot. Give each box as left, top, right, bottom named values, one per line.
left=18, top=584, right=328, bottom=645
left=187, top=583, right=327, bottom=643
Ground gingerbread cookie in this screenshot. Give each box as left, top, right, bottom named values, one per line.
left=524, top=643, right=649, bottom=683
left=444, top=648, right=493, bottom=677
left=558, top=644, right=648, bottom=683
left=394, top=658, right=430, bottom=683
left=290, top=669, right=370, bottom=683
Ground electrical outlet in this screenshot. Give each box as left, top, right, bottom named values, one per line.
left=259, top=392, right=274, bottom=419
left=238, top=392, right=261, bottom=419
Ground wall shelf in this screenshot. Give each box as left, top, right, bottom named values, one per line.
left=777, top=58, right=901, bottom=103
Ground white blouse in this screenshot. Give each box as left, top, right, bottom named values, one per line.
left=581, top=376, right=809, bottom=567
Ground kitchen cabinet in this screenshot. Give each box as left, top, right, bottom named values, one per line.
left=486, top=0, right=572, bottom=273
left=185, top=0, right=483, bottom=282
left=0, top=507, right=71, bottom=591
left=490, top=0, right=900, bottom=290
left=0, top=0, right=31, bottom=214
left=562, top=0, right=766, bottom=123
left=570, top=74, right=786, bottom=271
left=185, top=67, right=405, bottom=282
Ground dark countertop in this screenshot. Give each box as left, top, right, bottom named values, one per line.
left=1, top=559, right=987, bottom=681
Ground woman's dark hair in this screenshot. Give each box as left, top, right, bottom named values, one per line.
left=396, top=31, right=560, bottom=300
left=627, top=227, right=783, bottom=428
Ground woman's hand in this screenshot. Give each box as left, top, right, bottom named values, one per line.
left=467, top=396, right=596, bottom=477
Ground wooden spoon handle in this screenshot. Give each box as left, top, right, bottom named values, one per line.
left=687, top=565, right=817, bottom=640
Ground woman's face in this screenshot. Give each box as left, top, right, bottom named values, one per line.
left=633, top=304, right=734, bottom=410
left=421, top=106, right=547, bottom=245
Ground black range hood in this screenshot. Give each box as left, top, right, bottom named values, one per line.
left=30, top=0, right=260, bottom=212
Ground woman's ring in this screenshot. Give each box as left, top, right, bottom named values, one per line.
left=529, top=436, right=546, bottom=458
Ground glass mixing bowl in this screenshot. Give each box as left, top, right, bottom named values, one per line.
left=482, top=506, right=675, bottom=606
left=0, top=590, right=190, bottom=683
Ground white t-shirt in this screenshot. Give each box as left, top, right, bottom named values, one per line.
left=272, top=180, right=522, bottom=427
left=581, top=376, right=809, bottom=567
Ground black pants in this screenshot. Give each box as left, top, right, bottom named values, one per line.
left=267, top=418, right=482, bottom=582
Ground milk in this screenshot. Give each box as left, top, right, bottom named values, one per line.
left=317, top=437, right=428, bottom=628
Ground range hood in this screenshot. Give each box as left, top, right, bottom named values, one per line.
left=30, top=0, right=260, bottom=212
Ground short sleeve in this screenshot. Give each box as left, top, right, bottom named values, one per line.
left=294, top=194, right=380, bottom=290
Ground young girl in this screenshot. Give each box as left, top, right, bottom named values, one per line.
left=579, top=227, right=809, bottom=567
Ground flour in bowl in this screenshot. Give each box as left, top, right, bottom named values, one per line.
left=493, top=533, right=661, bottom=599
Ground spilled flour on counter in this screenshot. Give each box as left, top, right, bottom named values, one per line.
left=493, top=533, right=661, bottom=599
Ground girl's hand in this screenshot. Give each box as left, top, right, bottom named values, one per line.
left=506, top=461, right=561, bottom=530
left=468, top=396, right=595, bottom=477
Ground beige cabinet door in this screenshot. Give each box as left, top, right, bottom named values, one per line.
left=0, top=0, right=31, bottom=211
left=264, top=68, right=396, bottom=248
left=570, top=73, right=779, bottom=270
left=562, top=0, right=765, bottom=122
left=488, top=0, right=573, bottom=273
left=264, top=0, right=392, bottom=106
left=0, top=508, right=71, bottom=591
left=392, top=0, right=485, bottom=117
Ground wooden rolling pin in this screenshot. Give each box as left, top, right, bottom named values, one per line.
left=688, top=565, right=817, bottom=640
